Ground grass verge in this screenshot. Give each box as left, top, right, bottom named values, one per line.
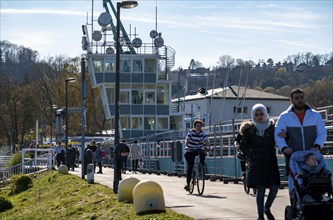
left=0, top=170, right=192, bottom=220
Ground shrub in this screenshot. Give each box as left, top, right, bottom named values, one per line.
left=0, top=196, right=13, bottom=212
left=11, top=175, right=33, bottom=194
left=6, top=151, right=30, bottom=167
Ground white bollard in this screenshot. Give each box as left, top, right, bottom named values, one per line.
left=87, top=163, right=94, bottom=184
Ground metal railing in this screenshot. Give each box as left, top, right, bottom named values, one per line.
left=0, top=149, right=55, bottom=182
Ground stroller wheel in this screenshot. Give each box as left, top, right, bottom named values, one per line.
left=285, top=205, right=293, bottom=220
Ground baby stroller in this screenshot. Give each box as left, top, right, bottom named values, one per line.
left=285, top=150, right=333, bottom=220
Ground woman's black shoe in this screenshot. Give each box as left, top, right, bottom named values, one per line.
left=257, top=214, right=264, bottom=220
left=264, top=209, right=275, bottom=220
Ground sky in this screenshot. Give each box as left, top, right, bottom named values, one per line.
left=1, top=0, right=332, bottom=69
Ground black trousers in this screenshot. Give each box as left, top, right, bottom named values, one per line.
left=132, top=159, right=139, bottom=171
left=185, top=150, right=205, bottom=185
left=97, top=161, right=102, bottom=172
left=115, top=157, right=122, bottom=180
left=240, top=160, right=246, bottom=172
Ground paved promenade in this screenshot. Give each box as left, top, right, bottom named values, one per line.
left=70, top=167, right=290, bottom=220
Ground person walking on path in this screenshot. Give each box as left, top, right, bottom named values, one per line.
left=240, top=104, right=280, bottom=220
left=54, top=141, right=64, bottom=168
left=129, top=139, right=141, bottom=173
left=114, top=139, right=129, bottom=180
left=96, top=142, right=103, bottom=174
left=184, top=119, right=210, bottom=192
left=90, top=140, right=97, bottom=173
left=119, top=139, right=130, bottom=174
left=274, top=88, right=327, bottom=202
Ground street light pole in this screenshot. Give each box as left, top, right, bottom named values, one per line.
left=113, top=0, right=138, bottom=194
left=50, top=104, right=57, bottom=144
left=65, top=77, right=76, bottom=166
left=81, top=57, right=86, bottom=179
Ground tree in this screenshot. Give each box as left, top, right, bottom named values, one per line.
left=217, top=55, right=235, bottom=68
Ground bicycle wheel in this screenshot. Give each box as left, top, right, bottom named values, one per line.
left=189, top=170, right=195, bottom=194
left=197, top=163, right=205, bottom=195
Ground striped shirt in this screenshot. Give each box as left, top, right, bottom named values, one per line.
left=186, top=129, right=208, bottom=151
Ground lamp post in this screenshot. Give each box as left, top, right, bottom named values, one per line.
left=50, top=104, right=57, bottom=145
left=114, top=0, right=138, bottom=194
left=65, top=77, right=76, bottom=166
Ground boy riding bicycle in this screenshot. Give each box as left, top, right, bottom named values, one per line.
left=184, top=120, right=210, bottom=191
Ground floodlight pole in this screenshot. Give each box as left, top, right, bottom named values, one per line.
left=113, top=0, right=138, bottom=194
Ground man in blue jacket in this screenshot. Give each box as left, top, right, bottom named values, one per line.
left=275, top=88, right=327, bottom=154
left=274, top=88, right=327, bottom=202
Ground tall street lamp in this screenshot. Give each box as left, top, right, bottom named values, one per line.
left=65, top=77, right=76, bottom=166
left=114, top=0, right=138, bottom=194
left=50, top=104, right=57, bottom=144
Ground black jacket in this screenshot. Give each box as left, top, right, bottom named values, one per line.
left=240, top=123, right=280, bottom=188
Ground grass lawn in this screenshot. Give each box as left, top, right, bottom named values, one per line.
left=0, top=170, right=192, bottom=220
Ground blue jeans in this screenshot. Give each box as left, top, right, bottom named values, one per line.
left=256, top=185, right=279, bottom=215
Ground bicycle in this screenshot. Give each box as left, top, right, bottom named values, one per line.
left=189, top=154, right=205, bottom=195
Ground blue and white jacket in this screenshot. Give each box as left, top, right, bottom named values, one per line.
left=274, top=104, right=327, bottom=152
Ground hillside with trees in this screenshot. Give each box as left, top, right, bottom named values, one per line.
left=0, top=40, right=332, bottom=147
left=173, top=53, right=333, bottom=108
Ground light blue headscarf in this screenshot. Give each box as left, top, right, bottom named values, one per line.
left=251, top=103, right=270, bottom=136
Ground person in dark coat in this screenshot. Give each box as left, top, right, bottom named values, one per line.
left=83, top=145, right=93, bottom=175
left=234, top=120, right=252, bottom=180
left=240, top=103, right=280, bottom=220
left=114, top=139, right=128, bottom=180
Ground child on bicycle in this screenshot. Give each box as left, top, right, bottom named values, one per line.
left=184, top=119, right=210, bottom=191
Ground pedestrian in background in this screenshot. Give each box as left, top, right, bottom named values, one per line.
left=114, top=139, right=129, bottom=180
left=120, top=139, right=130, bottom=174
left=130, top=139, right=141, bottom=173
left=90, top=140, right=97, bottom=173
left=96, top=142, right=103, bottom=174
left=54, top=141, right=64, bottom=168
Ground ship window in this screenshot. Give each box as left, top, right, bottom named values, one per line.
left=93, top=59, right=103, bottom=73
left=106, top=87, right=115, bottom=104
left=120, top=117, right=130, bottom=130
left=144, top=91, right=156, bottom=104
left=104, top=59, right=115, bottom=72
left=157, top=117, right=168, bottom=130
left=120, top=91, right=130, bottom=104
left=133, top=59, right=143, bottom=72
left=145, top=59, right=156, bottom=73
left=132, top=117, right=143, bottom=129
left=144, top=117, right=155, bottom=130
left=157, top=84, right=169, bottom=105
left=132, top=90, right=143, bottom=104
left=120, top=59, right=131, bottom=72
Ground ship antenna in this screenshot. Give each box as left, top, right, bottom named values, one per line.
left=155, top=0, right=158, bottom=31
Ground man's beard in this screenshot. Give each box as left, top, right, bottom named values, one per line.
left=293, top=101, right=305, bottom=110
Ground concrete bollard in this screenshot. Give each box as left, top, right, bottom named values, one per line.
left=87, top=163, right=94, bottom=184
left=132, top=180, right=166, bottom=214
left=118, top=176, right=140, bottom=203
left=57, top=165, right=69, bottom=174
